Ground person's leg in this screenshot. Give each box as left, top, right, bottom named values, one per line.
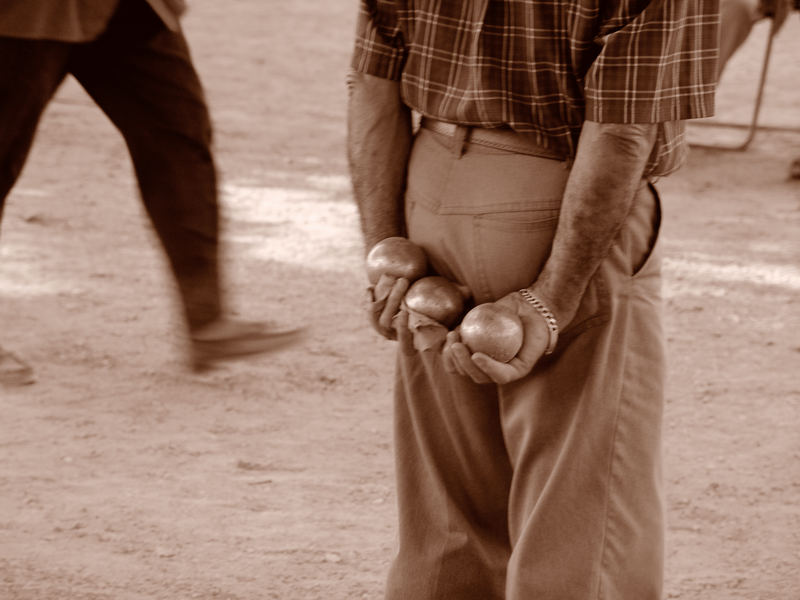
left=501, top=185, right=666, bottom=600
left=386, top=350, right=513, bottom=600
left=0, top=37, right=71, bottom=224
left=390, top=126, right=666, bottom=598
left=68, top=0, right=222, bottom=333
left=68, top=0, right=302, bottom=368
left=385, top=128, right=575, bottom=599
left=385, top=130, right=521, bottom=600
left=0, top=36, right=72, bottom=386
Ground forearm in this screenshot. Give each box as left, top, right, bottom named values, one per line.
left=346, top=70, right=413, bottom=252
left=529, top=121, right=658, bottom=326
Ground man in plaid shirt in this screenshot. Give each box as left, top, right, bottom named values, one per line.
left=347, top=1, right=718, bottom=598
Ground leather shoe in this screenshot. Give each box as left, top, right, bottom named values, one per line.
left=190, top=318, right=306, bottom=372
left=0, top=347, right=35, bottom=387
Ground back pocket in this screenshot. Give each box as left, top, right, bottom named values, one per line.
left=472, top=208, right=560, bottom=303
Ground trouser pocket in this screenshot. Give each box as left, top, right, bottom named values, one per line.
left=405, top=129, right=571, bottom=304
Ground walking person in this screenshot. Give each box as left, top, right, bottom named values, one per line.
left=347, top=1, right=719, bottom=598
left=0, top=0, right=303, bottom=386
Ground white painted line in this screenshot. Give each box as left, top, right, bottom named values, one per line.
left=664, top=256, right=800, bottom=291
left=222, top=183, right=363, bottom=273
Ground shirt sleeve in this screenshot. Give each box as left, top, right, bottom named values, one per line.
left=350, top=1, right=407, bottom=81
left=584, top=0, right=720, bottom=123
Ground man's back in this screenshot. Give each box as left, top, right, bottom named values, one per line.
left=353, top=0, right=719, bottom=177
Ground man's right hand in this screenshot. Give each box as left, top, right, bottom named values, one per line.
left=368, top=274, right=410, bottom=340
left=441, top=292, right=553, bottom=385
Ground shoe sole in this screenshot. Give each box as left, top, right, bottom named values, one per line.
left=191, top=328, right=306, bottom=372
left=0, top=372, right=36, bottom=386
left=0, top=355, right=35, bottom=387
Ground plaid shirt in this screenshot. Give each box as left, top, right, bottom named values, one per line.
left=351, top=0, right=719, bottom=177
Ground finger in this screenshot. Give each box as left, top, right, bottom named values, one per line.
left=393, top=309, right=415, bottom=356
left=471, top=352, right=522, bottom=385
left=378, top=277, right=410, bottom=332
left=441, top=330, right=462, bottom=374
left=514, top=317, right=549, bottom=366
left=367, top=276, right=400, bottom=340
left=373, top=273, right=395, bottom=303
left=368, top=300, right=394, bottom=339
left=368, top=286, right=385, bottom=318
left=450, top=342, right=493, bottom=385
left=368, top=289, right=396, bottom=340
left=369, top=311, right=397, bottom=340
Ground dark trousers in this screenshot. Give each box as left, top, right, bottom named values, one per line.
left=0, top=0, right=221, bottom=331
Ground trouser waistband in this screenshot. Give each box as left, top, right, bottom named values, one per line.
left=420, top=117, right=566, bottom=161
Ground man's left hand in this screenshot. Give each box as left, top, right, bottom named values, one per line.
left=367, top=274, right=410, bottom=340
left=442, top=291, right=552, bottom=385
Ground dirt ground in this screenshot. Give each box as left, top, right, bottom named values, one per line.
left=1, top=3, right=798, bottom=599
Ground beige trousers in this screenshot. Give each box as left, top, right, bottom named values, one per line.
left=386, top=127, right=666, bottom=600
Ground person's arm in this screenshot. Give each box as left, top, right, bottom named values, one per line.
left=347, top=71, right=413, bottom=251
left=347, top=70, right=415, bottom=339
left=444, top=120, right=657, bottom=384
left=445, top=0, right=717, bottom=384
left=529, top=120, right=657, bottom=326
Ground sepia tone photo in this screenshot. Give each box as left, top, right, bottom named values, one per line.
left=1, top=1, right=798, bottom=599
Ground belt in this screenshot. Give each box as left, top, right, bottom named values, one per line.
left=420, top=117, right=566, bottom=161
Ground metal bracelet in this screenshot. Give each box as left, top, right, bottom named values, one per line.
left=518, top=289, right=559, bottom=355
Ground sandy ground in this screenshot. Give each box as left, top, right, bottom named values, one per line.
left=1, top=3, right=799, bottom=599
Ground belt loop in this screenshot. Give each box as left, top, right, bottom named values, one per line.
left=452, top=125, right=471, bottom=158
